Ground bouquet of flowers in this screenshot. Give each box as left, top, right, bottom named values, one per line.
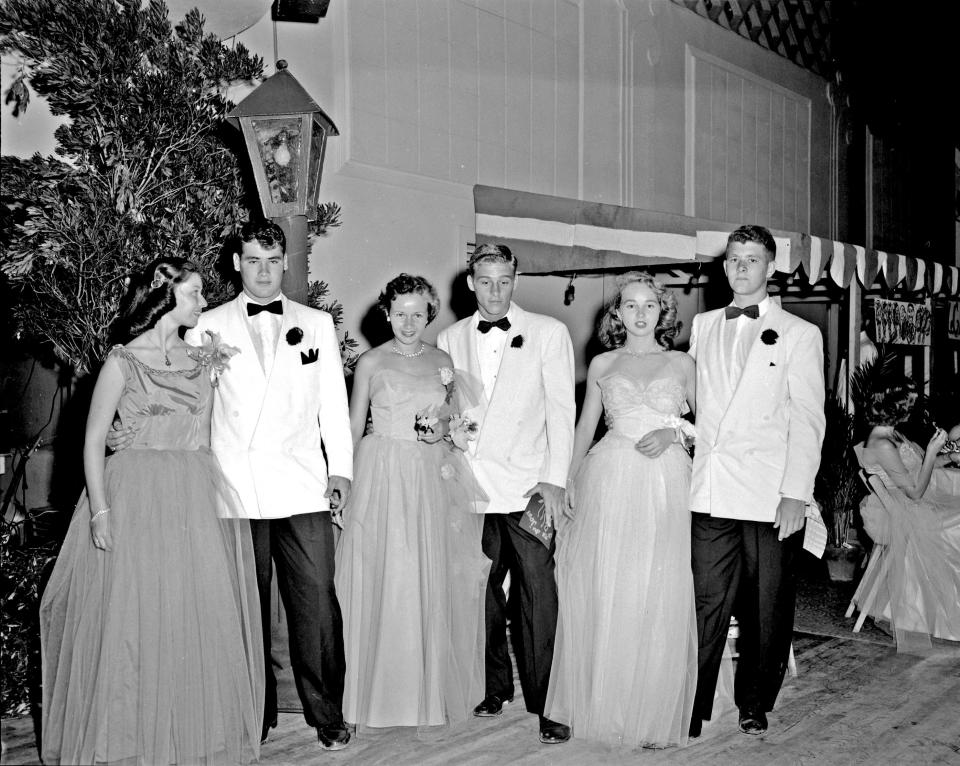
left=414, top=367, right=479, bottom=452
left=186, top=330, right=240, bottom=387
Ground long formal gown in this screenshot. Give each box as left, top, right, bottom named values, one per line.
left=40, top=346, right=264, bottom=766
left=335, top=367, right=489, bottom=728
left=859, top=440, right=960, bottom=651
left=545, top=372, right=697, bottom=748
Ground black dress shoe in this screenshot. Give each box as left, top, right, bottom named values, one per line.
left=688, top=717, right=702, bottom=739
left=260, top=718, right=277, bottom=744
left=317, top=724, right=351, bottom=751
left=473, top=694, right=513, bottom=717
left=539, top=717, right=571, bottom=744
left=738, top=708, right=768, bottom=735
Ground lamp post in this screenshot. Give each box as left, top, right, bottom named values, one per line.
left=227, top=60, right=338, bottom=304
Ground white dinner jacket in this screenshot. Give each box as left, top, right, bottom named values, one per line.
left=438, top=303, right=575, bottom=515
left=689, top=301, right=825, bottom=523
left=186, top=294, right=353, bottom=519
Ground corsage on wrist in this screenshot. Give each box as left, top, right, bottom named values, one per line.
left=90, top=507, right=111, bottom=523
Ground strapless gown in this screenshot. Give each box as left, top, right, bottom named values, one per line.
left=40, top=347, right=263, bottom=765
left=335, top=367, right=489, bottom=728
left=859, top=440, right=960, bottom=650
left=545, top=373, right=697, bottom=748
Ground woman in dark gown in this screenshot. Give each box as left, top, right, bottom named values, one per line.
left=40, top=258, right=263, bottom=765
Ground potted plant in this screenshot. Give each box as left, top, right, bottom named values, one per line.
left=814, top=393, right=864, bottom=581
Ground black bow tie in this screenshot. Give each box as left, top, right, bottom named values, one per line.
left=724, top=304, right=760, bottom=320
left=247, top=300, right=283, bottom=317
left=477, top=316, right=511, bottom=334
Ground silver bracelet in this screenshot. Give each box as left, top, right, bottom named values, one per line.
left=90, top=507, right=111, bottom=523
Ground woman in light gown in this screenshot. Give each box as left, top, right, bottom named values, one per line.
left=856, top=381, right=960, bottom=652
left=545, top=271, right=698, bottom=748
left=335, top=273, right=489, bottom=729
left=40, top=258, right=263, bottom=765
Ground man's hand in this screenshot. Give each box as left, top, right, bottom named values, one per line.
left=773, top=496, right=806, bottom=541
left=524, top=482, right=565, bottom=528
left=325, top=475, right=352, bottom=512
left=634, top=428, right=676, bottom=458
left=105, top=423, right=135, bottom=453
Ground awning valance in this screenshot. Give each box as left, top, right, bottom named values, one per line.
left=474, top=185, right=960, bottom=296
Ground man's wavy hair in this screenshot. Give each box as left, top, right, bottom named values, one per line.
left=111, top=257, right=199, bottom=344
left=378, top=273, right=440, bottom=324
left=467, top=243, right=518, bottom=276
left=598, top=271, right=681, bottom=350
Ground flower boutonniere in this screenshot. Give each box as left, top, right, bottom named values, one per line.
left=286, top=327, right=304, bottom=346
left=511, top=335, right=524, bottom=349
left=187, top=330, right=240, bottom=387
left=439, top=366, right=455, bottom=405
left=761, top=329, right=779, bottom=346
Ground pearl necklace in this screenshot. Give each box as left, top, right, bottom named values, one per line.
left=392, top=340, right=425, bottom=358
left=623, top=346, right=662, bottom=358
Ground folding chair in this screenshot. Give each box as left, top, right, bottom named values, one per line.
left=844, top=467, right=894, bottom=633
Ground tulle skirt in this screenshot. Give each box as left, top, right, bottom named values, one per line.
left=546, top=435, right=697, bottom=748
left=860, top=483, right=960, bottom=651
left=335, top=435, right=489, bottom=728
left=40, top=448, right=263, bottom=765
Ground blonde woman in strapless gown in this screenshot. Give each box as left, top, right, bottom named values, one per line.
left=545, top=272, right=700, bottom=749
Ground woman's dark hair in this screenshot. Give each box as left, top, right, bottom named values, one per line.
left=378, top=273, right=440, bottom=324
left=598, top=271, right=681, bottom=350
left=866, top=377, right=917, bottom=429
left=111, top=257, right=199, bottom=344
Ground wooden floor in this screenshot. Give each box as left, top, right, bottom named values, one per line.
left=4, top=631, right=959, bottom=765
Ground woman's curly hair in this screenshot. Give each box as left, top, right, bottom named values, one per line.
left=598, top=271, right=681, bottom=350
left=111, top=257, right=199, bottom=344
left=378, top=273, right=440, bottom=324
left=866, top=376, right=918, bottom=429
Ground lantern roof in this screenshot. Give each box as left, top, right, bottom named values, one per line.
left=227, top=60, right=339, bottom=135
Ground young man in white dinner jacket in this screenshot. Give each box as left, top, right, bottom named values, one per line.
left=186, top=219, right=353, bottom=752
left=687, top=224, right=825, bottom=738
left=437, top=243, right=576, bottom=745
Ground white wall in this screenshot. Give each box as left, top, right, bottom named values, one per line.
left=2, top=0, right=837, bottom=379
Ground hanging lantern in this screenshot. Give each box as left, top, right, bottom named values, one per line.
left=227, top=60, right=338, bottom=221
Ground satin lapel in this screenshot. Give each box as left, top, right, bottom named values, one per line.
left=226, top=297, right=270, bottom=436
left=718, top=303, right=780, bottom=433
left=476, top=309, right=527, bottom=450
left=227, top=297, right=266, bottom=382
left=262, top=295, right=294, bottom=389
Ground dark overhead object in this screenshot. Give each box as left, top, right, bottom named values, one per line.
left=271, top=0, right=330, bottom=23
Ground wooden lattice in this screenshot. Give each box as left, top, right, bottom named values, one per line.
left=672, top=0, right=833, bottom=77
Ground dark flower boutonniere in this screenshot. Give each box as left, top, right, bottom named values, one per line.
left=511, top=335, right=524, bottom=349
left=761, top=329, right=779, bottom=346
left=286, top=327, right=304, bottom=346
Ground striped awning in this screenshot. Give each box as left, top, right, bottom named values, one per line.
left=474, top=185, right=960, bottom=296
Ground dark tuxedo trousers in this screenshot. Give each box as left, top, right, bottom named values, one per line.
left=691, top=513, right=800, bottom=720
left=482, top=511, right=559, bottom=716
left=250, top=512, right=345, bottom=729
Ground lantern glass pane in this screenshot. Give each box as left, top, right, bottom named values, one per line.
left=306, top=122, right=326, bottom=215
left=251, top=117, right=303, bottom=205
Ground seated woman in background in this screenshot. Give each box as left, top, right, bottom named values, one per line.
left=856, top=380, right=960, bottom=652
